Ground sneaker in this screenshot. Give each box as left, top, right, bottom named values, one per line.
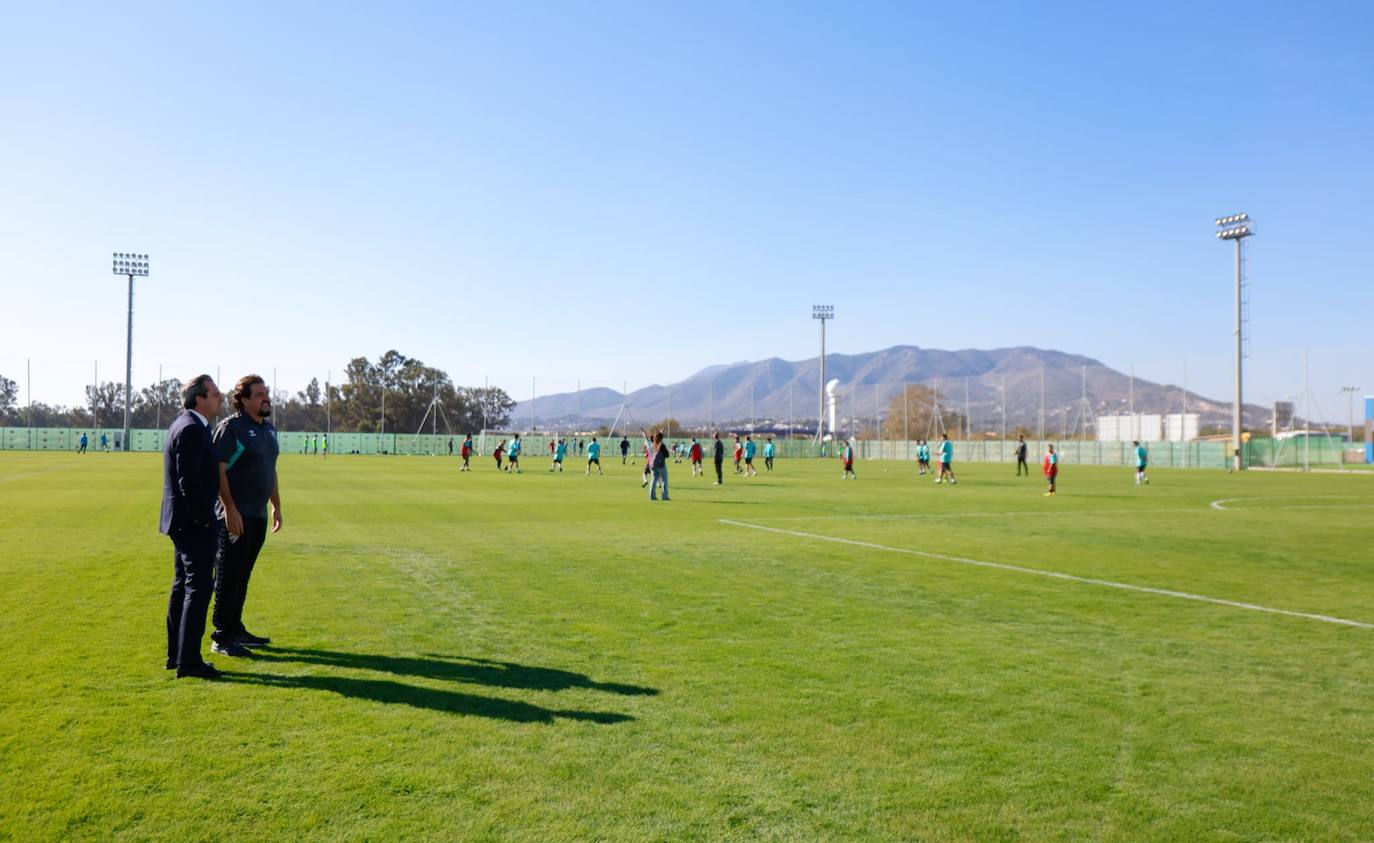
left=211, top=640, right=253, bottom=658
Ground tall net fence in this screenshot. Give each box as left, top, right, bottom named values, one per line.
left=1, top=354, right=1366, bottom=468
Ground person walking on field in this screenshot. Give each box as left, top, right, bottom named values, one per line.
left=646, top=430, right=671, bottom=501
left=550, top=438, right=567, bottom=472
left=1015, top=435, right=1029, bottom=476
left=842, top=438, right=857, bottom=479
left=688, top=438, right=704, bottom=477
left=1043, top=443, right=1058, bottom=496
left=620, top=435, right=630, bottom=464
left=640, top=430, right=654, bottom=487
left=742, top=435, right=758, bottom=477
left=585, top=436, right=603, bottom=475
left=1133, top=440, right=1149, bottom=485
left=935, top=433, right=957, bottom=485
left=712, top=432, right=725, bottom=485
left=460, top=434, right=473, bottom=471
left=78, top=432, right=88, bottom=454
left=493, top=439, right=506, bottom=471
left=763, top=436, right=775, bottom=471
left=733, top=435, right=744, bottom=474
left=506, top=434, right=522, bottom=473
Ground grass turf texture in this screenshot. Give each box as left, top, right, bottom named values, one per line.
left=1, top=451, right=1372, bottom=841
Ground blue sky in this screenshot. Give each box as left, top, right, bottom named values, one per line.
left=2, top=2, right=1371, bottom=415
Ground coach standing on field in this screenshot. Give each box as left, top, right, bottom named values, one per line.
left=210, top=375, right=282, bottom=658
left=161, top=374, right=224, bottom=679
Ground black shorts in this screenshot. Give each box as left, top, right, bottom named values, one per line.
left=589, top=458, right=600, bottom=465
left=745, top=457, right=753, bottom=465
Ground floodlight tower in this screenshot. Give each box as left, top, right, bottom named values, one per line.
left=813, top=305, right=833, bottom=442
left=1215, top=214, right=1252, bottom=470
left=112, top=252, right=149, bottom=451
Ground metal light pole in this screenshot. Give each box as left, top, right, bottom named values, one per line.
left=1216, top=213, right=1253, bottom=470
left=1342, top=386, right=1361, bottom=445
left=111, top=253, right=148, bottom=451
left=813, top=305, right=833, bottom=441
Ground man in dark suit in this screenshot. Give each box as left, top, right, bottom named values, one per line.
left=161, top=374, right=225, bottom=679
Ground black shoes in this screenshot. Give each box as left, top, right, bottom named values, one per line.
left=164, top=658, right=177, bottom=670
left=175, top=661, right=223, bottom=680
left=236, top=630, right=271, bottom=648
left=211, top=639, right=254, bottom=658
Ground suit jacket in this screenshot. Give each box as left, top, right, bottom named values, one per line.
left=160, top=410, right=218, bottom=535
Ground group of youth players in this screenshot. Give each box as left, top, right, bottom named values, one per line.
left=450, top=426, right=1152, bottom=501
left=454, top=429, right=780, bottom=500
left=839, top=432, right=1150, bottom=497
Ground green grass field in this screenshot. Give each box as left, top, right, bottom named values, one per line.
left=2, top=450, right=1373, bottom=841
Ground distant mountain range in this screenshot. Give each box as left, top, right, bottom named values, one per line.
left=513, top=346, right=1267, bottom=432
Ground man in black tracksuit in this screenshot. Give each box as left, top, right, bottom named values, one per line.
left=712, top=432, right=725, bottom=485
left=210, top=375, right=283, bottom=658
left=1015, top=436, right=1030, bottom=476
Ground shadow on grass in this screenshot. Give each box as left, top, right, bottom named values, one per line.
left=225, top=672, right=635, bottom=724
left=252, top=648, right=659, bottom=697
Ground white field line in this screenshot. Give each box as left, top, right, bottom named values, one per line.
left=718, top=518, right=1374, bottom=630
left=755, top=498, right=1374, bottom=522
left=0, top=460, right=85, bottom=484
left=754, top=507, right=1204, bottom=522
left=1209, top=495, right=1369, bottom=511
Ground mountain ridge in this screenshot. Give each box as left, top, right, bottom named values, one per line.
left=512, top=345, right=1264, bottom=431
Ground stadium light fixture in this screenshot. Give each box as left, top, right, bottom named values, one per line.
left=112, top=252, right=150, bottom=451
left=1214, top=213, right=1252, bottom=470
left=813, top=305, right=834, bottom=442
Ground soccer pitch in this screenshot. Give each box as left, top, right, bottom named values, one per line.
left=2, top=451, right=1372, bottom=841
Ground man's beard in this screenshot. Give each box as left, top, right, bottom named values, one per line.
left=259, top=405, right=272, bottom=417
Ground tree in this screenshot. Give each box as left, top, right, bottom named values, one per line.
left=85, top=382, right=131, bottom=429
left=879, top=385, right=965, bottom=441
left=457, top=386, right=516, bottom=431
left=0, top=374, right=17, bottom=423
left=277, top=378, right=327, bottom=432
left=133, top=377, right=183, bottom=428
left=648, top=418, right=685, bottom=437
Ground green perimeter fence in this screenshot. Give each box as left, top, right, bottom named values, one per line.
left=6, top=426, right=1340, bottom=469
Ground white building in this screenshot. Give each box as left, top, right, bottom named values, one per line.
left=1097, top=413, right=1196, bottom=442
left=1097, top=414, right=1163, bottom=442
left=1164, top=413, right=1200, bottom=442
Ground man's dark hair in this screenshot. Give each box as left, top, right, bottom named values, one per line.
left=182, top=374, right=213, bottom=410
left=232, top=374, right=267, bottom=411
